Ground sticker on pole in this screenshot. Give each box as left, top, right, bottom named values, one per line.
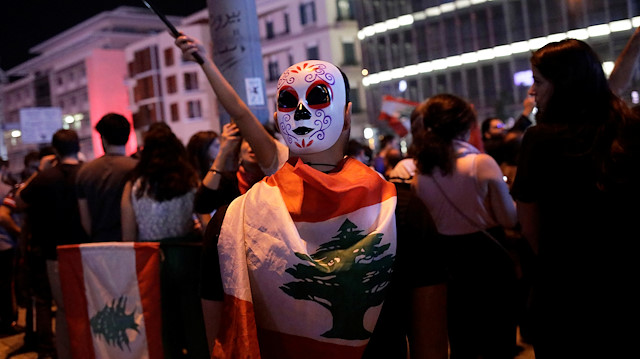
left=245, top=77, right=265, bottom=106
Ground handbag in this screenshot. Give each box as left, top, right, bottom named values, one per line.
left=430, top=176, right=510, bottom=255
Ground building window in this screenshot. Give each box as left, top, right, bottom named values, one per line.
left=300, top=2, right=316, bottom=25
left=343, top=41, right=356, bottom=66
left=349, top=88, right=360, bottom=113
left=466, top=68, right=479, bottom=103
left=268, top=60, right=280, bottom=82
left=377, top=37, right=388, bottom=70
left=184, top=72, right=198, bottom=91
left=132, top=48, right=153, bottom=76
left=266, top=21, right=275, bottom=39
left=482, top=65, right=496, bottom=107
left=288, top=54, right=294, bottom=66
left=390, top=33, right=401, bottom=68
left=444, top=17, right=458, bottom=57
left=170, top=103, right=179, bottom=122
left=508, top=1, right=526, bottom=42
left=492, top=6, right=507, bottom=45
left=164, top=48, right=174, bottom=66
left=166, top=75, right=177, bottom=94
left=134, top=76, right=155, bottom=101
left=337, top=0, right=354, bottom=21
left=284, top=13, right=290, bottom=34
left=306, top=45, right=319, bottom=60
left=187, top=100, right=202, bottom=119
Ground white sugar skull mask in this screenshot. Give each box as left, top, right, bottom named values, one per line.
left=276, top=60, right=347, bottom=155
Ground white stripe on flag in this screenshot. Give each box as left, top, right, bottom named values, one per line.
left=79, top=243, right=150, bottom=359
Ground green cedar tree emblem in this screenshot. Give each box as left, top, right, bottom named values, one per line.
left=280, top=218, right=394, bottom=340
left=90, top=296, right=139, bottom=351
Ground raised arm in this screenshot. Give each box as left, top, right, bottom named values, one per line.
left=608, top=26, right=640, bottom=95
left=201, top=123, right=241, bottom=191
left=175, top=35, right=277, bottom=170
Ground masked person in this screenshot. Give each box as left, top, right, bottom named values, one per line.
left=176, top=36, right=446, bottom=359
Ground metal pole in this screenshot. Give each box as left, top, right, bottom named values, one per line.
left=207, top=0, right=268, bottom=125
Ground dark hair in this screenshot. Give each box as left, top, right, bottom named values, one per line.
left=186, top=130, right=219, bottom=179
left=95, top=113, right=131, bottom=146
left=339, top=68, right=351, bottom=104
left=531, top=39, right=612, bottom=125
left=346, top=139, right=365, bottom=157
left=23, top=151, right=40, bottom=166
left=379, top=134, right=395, bottom=150
left=52, top=129, right=80, bottom=157
left=531, top=39, right=640, bottom=193
left=131, top=126, right=198, bottom=202
left=414, top=94, right=476, bottom=176
left=481, top=117, right=500, bottom=136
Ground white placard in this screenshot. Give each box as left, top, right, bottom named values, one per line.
left=19, top=107, right=62, bottom=144
left=245, top=77, right=265, bottom=106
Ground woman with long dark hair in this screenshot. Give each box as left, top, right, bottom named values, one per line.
left=511, top=39, right=640, bottom=358
left=121, top=125, right=208, bottom=359
left=412, top=93, right=518, bottom=359
left=122, top=126, right=199, bottom=241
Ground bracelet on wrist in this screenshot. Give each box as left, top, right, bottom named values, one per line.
left=208, top=168, right=224, bottom=174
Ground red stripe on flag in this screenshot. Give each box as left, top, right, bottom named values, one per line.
left=380, top=94, right=420, bottom=107
left=134, top=242, right=164, bottom=359
left=267, top=158, right=397, bottom=223
left=378, top=110, right=409, bottom=138
left=212, top=294, right=261, bottom=359
left=58, top=245, right=96, bottom=359
left=257, top=328, right=366, bottom=359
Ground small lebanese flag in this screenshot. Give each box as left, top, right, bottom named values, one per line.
left=378, top=95, right=420, bottom=137
left=214, top=158, right=397, bottom=358
left=58, top=242, right=164, bottom=359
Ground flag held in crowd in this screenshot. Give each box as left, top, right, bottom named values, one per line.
left=378, top=95, right=420, bottom=137
left=58, top=242, right=164, bottom=359
left=214, top=158, right=397, bottom=358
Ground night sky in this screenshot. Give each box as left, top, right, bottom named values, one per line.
left=0, top=0, right=207, bottom=70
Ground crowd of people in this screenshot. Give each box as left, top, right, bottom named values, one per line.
left=0, top=25, right=639, bottom=359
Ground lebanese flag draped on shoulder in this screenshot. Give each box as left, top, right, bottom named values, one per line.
left=214, top=157, right=397, bottom=359
left=58, top=242, right=163, bottom=359
left=378, top=95, right=420, bottom=137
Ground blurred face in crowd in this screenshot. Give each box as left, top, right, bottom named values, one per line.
left=240, top=139, right=257, bottom=165
left=485, top=119, right=506, bottom=139
left=529, top=66, right=554, bottom=111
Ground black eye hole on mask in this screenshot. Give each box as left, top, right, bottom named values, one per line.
left=277, top=86, right=298, bottom=112
left=306, top=81, right=332, bottom=109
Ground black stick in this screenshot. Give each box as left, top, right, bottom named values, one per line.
left=141, top=0, right=205, bottom=64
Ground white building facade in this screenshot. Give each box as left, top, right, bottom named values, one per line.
left=0, top=6, right=186, bottom=170
left=123, top=9, right=220, bottom=145
left=256, top=0, right=368, bottom=140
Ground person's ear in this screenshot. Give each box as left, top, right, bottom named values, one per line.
left=343, top=102, right=352, bottom=131
left=273, top=111, right=278, bottom=123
